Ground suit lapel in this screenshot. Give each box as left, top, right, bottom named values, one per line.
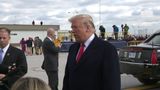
left=2, top=46, right=12, bottom=64
left=74, top=36, right=99, bottom=69
left=68, top=43, right=79, bottom=68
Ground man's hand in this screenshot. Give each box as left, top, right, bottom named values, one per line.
left=0, top=74, right=5, bottom=80
left=53, top=39, right=62, bottom=48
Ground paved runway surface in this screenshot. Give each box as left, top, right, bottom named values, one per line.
left=25, top=52, right=68, bottom=90
left=24, top=52, right=160, bottom=90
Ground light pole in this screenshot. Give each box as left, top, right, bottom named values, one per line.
left=99, top=0, right=101, bottom=26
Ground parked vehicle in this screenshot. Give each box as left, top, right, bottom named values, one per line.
left=119, top=30, right=160, bottom=84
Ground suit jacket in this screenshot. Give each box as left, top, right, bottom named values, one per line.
left=0, top=45, right=27, bottom=88
left=63, top=36, right=120, bottom=90
left=42, top=37, right=60, bottom=71
left=0, top=65, right=8, bottom=74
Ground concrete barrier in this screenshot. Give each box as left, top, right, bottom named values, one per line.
left=108, top=40, right=127, bottom=49
left=60, top=40, right=128, bottom=52
left=60, top=42, right=74, bottom=52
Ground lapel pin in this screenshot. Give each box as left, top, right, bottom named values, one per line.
left=7, top=53, right=10, bottom=56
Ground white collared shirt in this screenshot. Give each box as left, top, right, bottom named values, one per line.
left=1, top=44, right=10, bottom=61
left=83, top=34, right=95, bottom=51
left=47, top=36, right=53, bottom=41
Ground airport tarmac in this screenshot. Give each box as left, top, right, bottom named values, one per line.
left=25, top=52, right=68, bottom=90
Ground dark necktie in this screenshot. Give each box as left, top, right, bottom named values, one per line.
left=0, top=49, right=3, bottom=64
left=76, top=43, right=85, bottom=63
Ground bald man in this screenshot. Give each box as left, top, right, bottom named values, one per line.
left=41, top=28, right=61, bottom=90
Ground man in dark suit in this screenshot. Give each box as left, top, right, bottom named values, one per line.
left=0, top=27, right=27, bottom=90
left=62, top=14, right=120, bottom=90
left=42, top=28, right=61, bottom=90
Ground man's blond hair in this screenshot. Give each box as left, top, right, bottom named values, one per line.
left=69, top=14, right=95, bottom=29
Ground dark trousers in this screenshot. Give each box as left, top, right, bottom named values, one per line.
left=114, top=32, right=118, bottom=40
left=46, top=71, right=58, bottom=90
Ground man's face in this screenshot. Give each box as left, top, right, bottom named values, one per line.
left=50, top=31, right=56, bottom=39
left=48, top=28, right=56, bottom=39
left=0, top=31, right=10, bottom=48
left=71, top=20, right=87, bottom=43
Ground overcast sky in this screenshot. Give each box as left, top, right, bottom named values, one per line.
left=1, top=0, right=160, bottom=35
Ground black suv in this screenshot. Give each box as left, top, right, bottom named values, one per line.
left=119, top=30, right=160, bottom=84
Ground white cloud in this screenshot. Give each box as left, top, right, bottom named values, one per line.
left=2, top=16, right=10, bottom=21
left=0, top=0, right=160, bottom=34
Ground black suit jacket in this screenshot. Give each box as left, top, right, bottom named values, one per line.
left=42, top=37, right=60, bottom=71
left=0, top=45, right=27, bottom=88
left=63, top=36, right=120, bottom=90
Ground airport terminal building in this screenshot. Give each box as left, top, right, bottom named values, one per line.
left=0, top=24, right=60, bottom=44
